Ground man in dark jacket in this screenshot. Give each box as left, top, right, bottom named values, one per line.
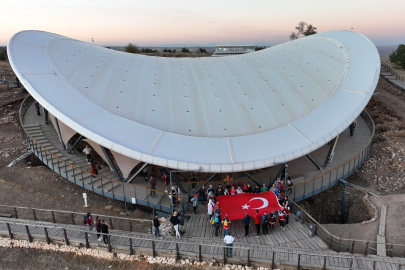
left=170, top=211, right=181, bottom=239
left=253, top=185, right=261, bottom=194
left=153, top=213, right=163, bottom=239
left=242, top=212, right=251, bottom=236
left=246, top=184, right=253, bottom=193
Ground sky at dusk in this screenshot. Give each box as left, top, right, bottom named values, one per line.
left=1, top=0, right=405, bottom=47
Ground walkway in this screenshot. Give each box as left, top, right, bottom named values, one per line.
left=1, top=215, right=404, bottom=269
left=380, top=63, right=405, bottom=91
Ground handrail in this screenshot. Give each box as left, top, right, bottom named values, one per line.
left=1, top=218, right=404, bottom=267
left=0, top=204, right=151, bottom=223
left=290, top=200, right=405, bottom=253
left=19, top=95, right=185, bottom=200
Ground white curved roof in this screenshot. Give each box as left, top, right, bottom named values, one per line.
left=8, top=30, right=379, bottom=172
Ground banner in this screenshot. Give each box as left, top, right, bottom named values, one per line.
left=216, top=191, right=283, bottom=220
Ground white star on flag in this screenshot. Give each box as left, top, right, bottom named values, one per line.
left=242, top=204, right=249, bottom=209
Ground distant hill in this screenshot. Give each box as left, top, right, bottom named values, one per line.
left=377, top=45, right=398, bottom=57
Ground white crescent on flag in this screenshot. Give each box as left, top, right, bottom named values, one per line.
left=249, top=197, right=269, bottom=209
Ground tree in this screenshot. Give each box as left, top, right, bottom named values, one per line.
left=141, top=48, right=157, bottom=53
left=197, top=48, right=207, bottom=53
left=389, top=44, right=405, bottom=70
left=289, top=21, right=317, bottom=40
left=181, top=47, right=190, bottom=53
left=0, top=48, right=7, bottom=61
left=124, top=43, right=140, bottom=54
left=163, top=48, right=173, bottom=53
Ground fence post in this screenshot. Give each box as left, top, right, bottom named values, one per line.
left=175, top=243, right=180, bottom=261
left=108, top=235, right=112, bottom=252
left=51, top=211, right=56, bottom=223
left=198, top=245, right=202, bottom=262
left=247, top=248, right=250, bottom=266
left=223, top=247, right=226, bottom=264
left=351, top=240, right=355, bottom=254
left=373, top=260, right=376, bottom=270
left=337, top=239, right=341, bottom=253
left=32, top=209, right=37, bottom=221
left=109, top=217, right=113, bottom=230
left=297, top=254, right=301, bottom=270
left=129, top=220, right=132, bottom=232
left=85, top=232, right=89, bottom=248
left=6, top=223, right=13, bottom=240
left=129, top=238, right=133, bottom=255
left=152, top=241, right=156, bottom=257
left=63, top=228, right=69, bottom=245
left=13, top=207, right=18, bottom=219
left=44, top=227, right=50, bottom=244
left=271, top=251, right=275, bottom=270
left=25, top=225, right=32, bottom=243
left=323, top=256, right=327, bottom=270
left=329, top=236, right=332, bottom=249
left=71, top=213, right=75, bottom=225
left=365, top=241, right=369, bottom=255
left=391, top=244, right=394, bottom=257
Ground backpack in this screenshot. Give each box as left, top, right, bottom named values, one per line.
left=214, top=213, right=219, bottom=223
left=210, top=217, right=215, bottom=225
left=224, top=220, right=228, bottom=227
left=264, top=214, right=270, bottom=224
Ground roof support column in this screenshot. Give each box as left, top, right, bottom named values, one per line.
left=306, top=154, right=324, bottom=172
left=193, top=173, right=217, bottom=195
left=43, top=108, right=48, bottom=124
left=324, top=136, right=339, bottom=168
left=100, top=146, right=123, bottom=182
left=272, top=163, right=286, bottom=185
left=126, top=163, right=148, bottom=183
left=67, top=135, right=83, bottom=154
left=54, top=117, right=66, bottom=151
left=243, top=172, right=261, bottom=186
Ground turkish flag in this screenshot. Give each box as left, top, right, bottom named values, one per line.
left=217, top=191, right=283, bottom=220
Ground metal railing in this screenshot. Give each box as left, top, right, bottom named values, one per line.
left=0, top=219, right=404, bottom=270
left=19, top=95, right=185, bottom=214
left=291, top=201, right=405, bottom=258
left=0, top=204, right=152, bottom=234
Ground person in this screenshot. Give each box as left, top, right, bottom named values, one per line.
left=207, top=199, right=214, bottom=220
left=95, top=216, right=102, bottom=241
left=253, top=210, right=261, bottom=237
left=261, top=212, right=270, bottom=235
left=216, top=187, right=224, bottom=197
left=223, top=174, right=233, bottom=189
left=199, top=186, right=206, bottom=205
left=170, top=211, right=181, bottom=239
left=287, top=176, right=293, bottom=194
left=230, top=186, right=236, bottom=195
left=269, top=212, right=276, bottom=233
left=242, top=212, right=250, bottom=237
left=253, top=185, right=261, bottom=194
left=149, top=176, right=157, bottom=197
left=34, top=101, right=40, bottom=115
left=207, top=185, right=215, bottom=195
left=236, top=186, right=244, bottom=194
left=191, top=173, right=197, bottom=189
left=171, top=186, right=177, bottom=206
left=278, top=209, right=285, bottom=230
left=261, top=183, right=269, bottom=193
left=101, top=219, right=110, bottom=245
left=279, top=181, right=286, bottom=197
left=162, top=172, right=169, bottom=193
left=223, top=231, right=235, bottom=258
left=214, top=204, right=221, bottom=222
left=284, top=199, right=291, bottom=225
left=90, top=159, right=98, bottom=177
left=246, top=184, right=253, bottom=193
left=153, top=213, right=163, bottom=239
left=222, top=214, right=231, bottom=237
left=84, top=212, right=93, bottom=231
left=83, top=145, right=92, bottom=164
left=143, top=166, right=148, bottom=181
left=278, top=192, right=285, bottom=206
left=214, top=213, right=220, bottom=236
left=223, top=188, right=230, bottom=196
left=275, top=178, right=281, bottom=190
left=270, top=183, right=278, bottom=194
left=191, top=194, right=198, bottom=214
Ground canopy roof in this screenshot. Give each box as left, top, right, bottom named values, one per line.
left=8, top=30, right=379, bottom=172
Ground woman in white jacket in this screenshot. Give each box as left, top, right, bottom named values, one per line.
left=207, top=199, right=213, bottom=220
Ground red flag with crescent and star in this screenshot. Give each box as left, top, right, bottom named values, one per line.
left=216, top=191, right=283, bottom=220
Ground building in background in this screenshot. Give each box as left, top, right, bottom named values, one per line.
left=212, top=45, right=255, bottom=56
